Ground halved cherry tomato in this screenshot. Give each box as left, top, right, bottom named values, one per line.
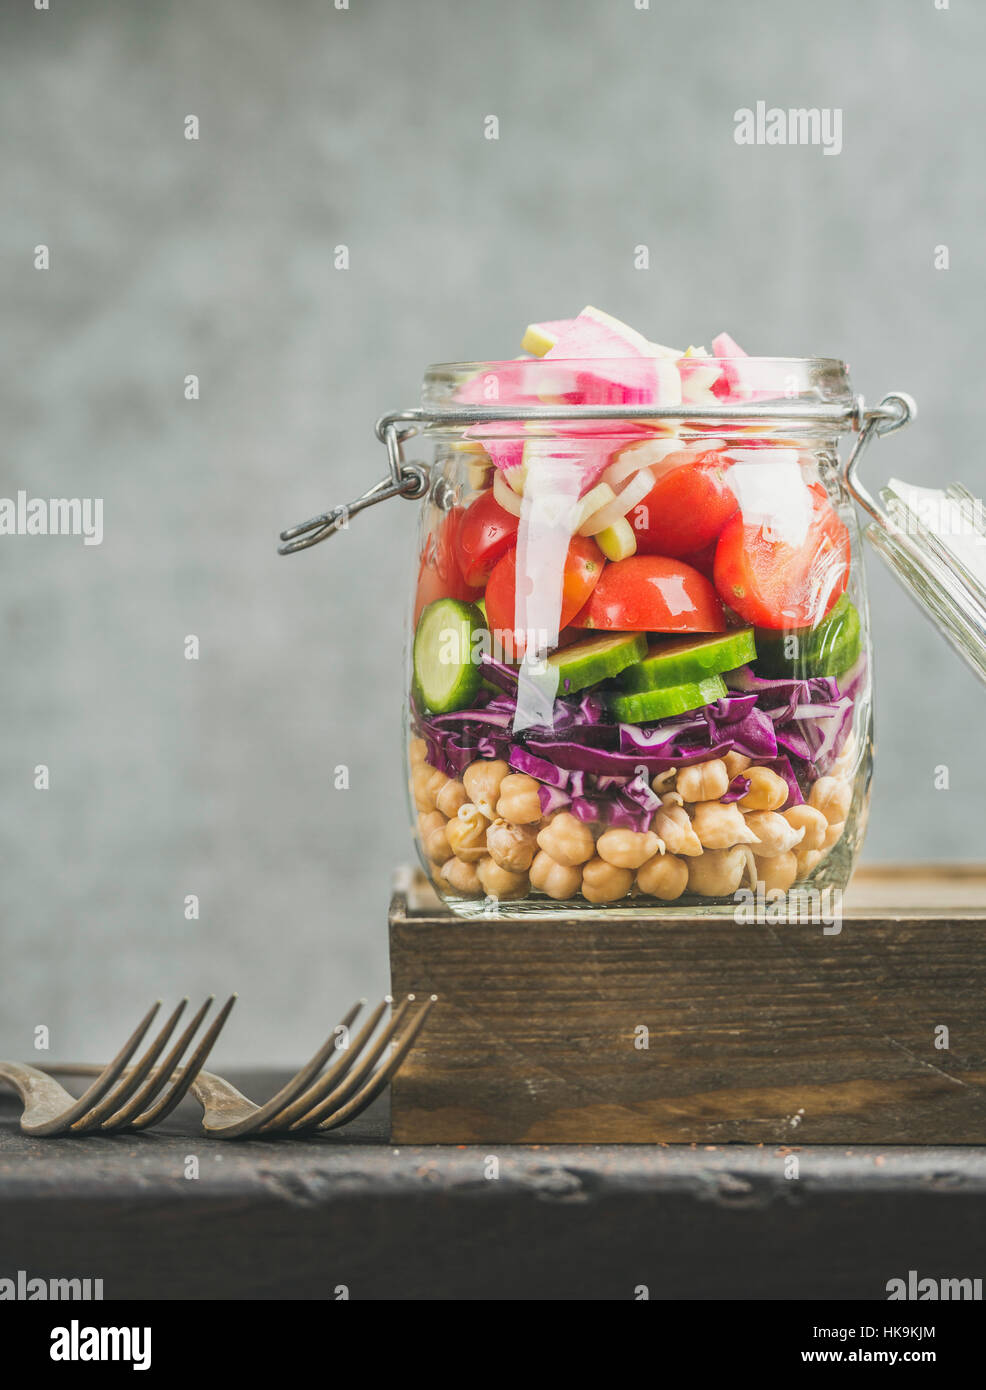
left=631, top=451, right=737, bottom=558
left=679, top=537, right=718, bottom=581
left=413, top=508, right=482, bottom=625
left=713, top=483, right=850, bottom=629
left=485, top=535, right=605, bottom=656
left=456, top=489, right=519, bottom=587
left=569, top=555, right=726, bottom=633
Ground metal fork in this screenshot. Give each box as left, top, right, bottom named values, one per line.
left=0, top=995, right=235, bottom=1136
left=1, top=993, right=435, bottom=1139
left=187, top=992, right=435, bottom=1138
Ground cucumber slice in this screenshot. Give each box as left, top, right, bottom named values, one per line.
left=754, top=597, right=861, bottom=679
left=547, top=632, right=647, bottom=696
left=619, top=628, right=756, bottom=692
left=608, top=674, right=728, bottom=723
left=413, top=598, right=484, bottom=713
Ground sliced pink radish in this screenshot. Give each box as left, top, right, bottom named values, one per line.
left=709, top=332, right=791, bottom=402
left=458, top=309, right=687, bottom=494
left=678, top=346, right=724, bottom=403
left=544, top=306, right=683, bottom=407
left=710, top=331, right=752, bottom=400
left=473, top=420, right=526, bottom=476
left=455, top=359, right=542, bottom=406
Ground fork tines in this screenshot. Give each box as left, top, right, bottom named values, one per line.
left=194, top=993, right=436, bottom=1138
left=33, top=995, right=235, bottom=1137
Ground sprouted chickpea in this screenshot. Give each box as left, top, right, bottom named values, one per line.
left=536, top=812, right=596, bottom=867
left=440, top=856, right=482, bottom=895
left=739, top=766, right=789, bottom=813
left=476, top=856, right=529, bottom=901
left=435, top=778, right=469, bottom=818
left=596, top=828, right=662, bottom=870
left=418, top=810, right=451, bottom=865
left=676, top=758, right=729, bottom=803
left=636, top=852, right=688, bottom=900
left=445, top=803, right=490, bottom=861
left=495, top=773, right=543, bottom=825
left=486, top=818, right=539, bottom=872
left=754, top=850, right=798, bottom=892
left=687, top=847, right=748, bottom=897
left=426, top=767, right=449, bottom=804
left=692, top=801, right=759, bottom=850
left=795, top=847, right=823, bottom=879
left=412, top=764, right=438, bottom=813
left=742, top=811, right=805, bottom=857
left=462, top=759, right=510, bottom=819
left=783, top=804, right=827, bottom=852
left=650, top=768, right=677, bottom=796
left=809, top=776, right=852, bottom=825
left=581, top=857, right=634, bottom=904
left=529, top=851, right=582, bottom=901
left=653, top=803, right=703, bottom=857
left=822, top=819, right=845, bottom=850
left=723, top=751, right=752, bottom=780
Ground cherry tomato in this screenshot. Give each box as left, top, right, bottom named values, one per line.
left=569, top=555, right=726, bottom=633
left=713, top=483, right=850, bottom=629
left=679, top=538, right=718, bottom=581
left=485, top=536, right=605, bottom=656
left=413, top=508, right=481, bottom=625
left=631, top=452, right=737, bottom=558
left=456, top=489, right=519, bottom=587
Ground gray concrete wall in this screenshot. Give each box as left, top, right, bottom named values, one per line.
left=2, top=0, right=983, bottom=1064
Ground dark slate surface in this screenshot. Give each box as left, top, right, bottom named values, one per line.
left=2, top=1072, right=986, bottom=1300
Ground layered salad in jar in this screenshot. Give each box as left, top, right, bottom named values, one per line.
left=408, top=308, right=866, bottom=910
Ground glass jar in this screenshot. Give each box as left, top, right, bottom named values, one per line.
left=281, top=354, right=934, bottom=918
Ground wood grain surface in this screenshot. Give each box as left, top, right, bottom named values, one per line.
left=4, top=1084, right=986, bottom=1299
left=389, top=866, right=986, bottom=1144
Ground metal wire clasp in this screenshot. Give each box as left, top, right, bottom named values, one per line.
left=278, top=412, right=429, bottom=554
left=278, top=393, right=915, bottom=554
left=841, top=392, right=918, bottom=527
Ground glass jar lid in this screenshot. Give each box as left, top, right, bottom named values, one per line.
left=841, top=402, right=986, bottom=688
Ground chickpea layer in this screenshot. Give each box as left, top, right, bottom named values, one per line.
left=411, top=741, right=856, bottom=904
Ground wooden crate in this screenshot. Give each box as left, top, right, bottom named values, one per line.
left=389, top=865, right=986, bottom=1144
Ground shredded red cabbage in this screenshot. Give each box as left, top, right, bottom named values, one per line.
left=415, top=655, right=863, bottom=819
left=478, top=654, right=519, bottom=693
left=537, top=784, right=571, bottom=816
left=606, top=795, right=654, bottom=833
left=775, top=728, right=815, bottom=762
left=568, top=770, right=587, bottom=798
left=508, top=746, right=569, bottom=788
left=522, top=739, right=737, bottom=776
left=721, top=774, right=751, bottom=803
left=571, top=795, right=605, bottom=823
left=618, top=716, right=706, bottom=753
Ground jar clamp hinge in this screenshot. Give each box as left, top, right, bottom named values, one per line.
left=839, top=391, right=917, bottom=524
left=278, top=412, right=429, bottom=554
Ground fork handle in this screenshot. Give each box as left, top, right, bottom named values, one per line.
left=0, top=1060, right=53, bottom=1104
left=0, top=1061, right=79, bottom=1129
